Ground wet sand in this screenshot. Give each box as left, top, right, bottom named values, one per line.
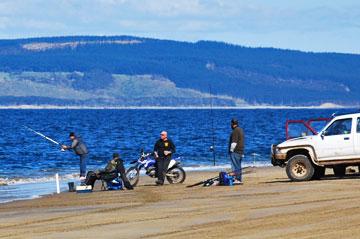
left=1, top=167, right=360, bottom=239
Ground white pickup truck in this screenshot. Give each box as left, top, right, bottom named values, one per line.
left=272, top=113, right=360, bottom=181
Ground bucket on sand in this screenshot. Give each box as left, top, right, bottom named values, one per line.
left=68, top=182, right=75, bottom=192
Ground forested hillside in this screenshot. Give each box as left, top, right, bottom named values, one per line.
left=0, top=36, right=359, bottom=106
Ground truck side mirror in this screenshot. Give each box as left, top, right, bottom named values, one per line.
left=321, top=131, right=325, bottom=139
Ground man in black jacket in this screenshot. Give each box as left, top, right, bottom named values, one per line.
left=62, top=132, right=88, bottom=181
left=101, top=153, right=133, bottom=190
left=153, top=131, right=176, bottom=186
left=85, top=153, right=133, bottom=190
left=228, top=118, right=244, bottom=183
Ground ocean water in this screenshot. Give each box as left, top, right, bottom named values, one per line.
left=0, top=108, right=348, bottom=202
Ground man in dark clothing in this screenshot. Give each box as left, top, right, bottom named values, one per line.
left=61, top=132, right=88, bottom=180
left=153, top=131, right=176, bottom=186
left=85, top=153, right=133, bottom=190
left=228, top=118, right=244, bottom=183
left=109, top=153, right=133, bottom=190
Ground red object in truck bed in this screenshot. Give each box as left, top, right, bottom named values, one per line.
left=285, top=118, right=331, bottom=140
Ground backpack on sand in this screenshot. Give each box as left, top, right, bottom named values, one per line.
left=219, top=172, right=233, bottom=186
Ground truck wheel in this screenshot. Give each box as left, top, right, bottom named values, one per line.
left=333, top=165, right=346, bottom=178
left=286, top=155, right=314, bottom=181
left=312, top=166, right=325, bottom=180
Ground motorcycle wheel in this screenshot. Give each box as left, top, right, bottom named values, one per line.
left=166, top=166, right=186, bottom=184
left=126, top=166, right=140, bottom=187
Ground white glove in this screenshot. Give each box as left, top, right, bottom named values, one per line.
left=164, top=150, right=172, bottom=156
left=230, top=143, right=237, bottom=152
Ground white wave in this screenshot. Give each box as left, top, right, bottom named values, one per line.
left=0, top=191, right=44, bottom=204
left=0, top=162, right=272, bottom=186
left=0, top=173, right=79, bottom=186
left=0, top=104, right=354, bottom=110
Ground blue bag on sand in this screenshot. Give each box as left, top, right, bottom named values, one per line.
left=107, top=178, right=123, bottom=190
left=219, top=172, right=234, bottom=186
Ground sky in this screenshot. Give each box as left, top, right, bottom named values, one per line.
left=0, top=0, right=360, bottom=54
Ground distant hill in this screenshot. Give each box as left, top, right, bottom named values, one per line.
left=0, top=72, right=239, bottom=107
left=0, top=35, right=360, bottom=107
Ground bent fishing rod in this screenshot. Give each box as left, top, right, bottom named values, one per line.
left=24, top=126, right=65, bottom=150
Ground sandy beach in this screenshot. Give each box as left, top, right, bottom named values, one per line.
left=1, top=167, right=360, bottom=239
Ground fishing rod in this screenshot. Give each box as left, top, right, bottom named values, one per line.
left=187, top=167, right=251, bottom=188
left=209, top=84, right=216, bottom=166
left=23, top=126, right=63, bottom=149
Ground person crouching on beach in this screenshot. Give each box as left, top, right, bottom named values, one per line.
left=62, top=132, right=88, bottom=181
left=106, top=153, right=133, bottom=190
left=87, top=153, right=133, bottom=190
left=153, top=131, right=176, bottom=186
left=229, top=118, right=244, bottom=184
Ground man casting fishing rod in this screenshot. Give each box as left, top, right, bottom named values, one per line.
left=24, top=127, right=88, bottom=180
left=61, top=132, right=89, bottom=181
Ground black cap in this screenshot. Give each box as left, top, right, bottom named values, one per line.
left=69, top=132, right=75, bottom=137
left=231, top=118, right=238, bottom=125
left=113, top=153, right=120, bottom=158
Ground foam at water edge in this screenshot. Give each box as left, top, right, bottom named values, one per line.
left=0, top=162, right=272, bottom=186
left=0, top=173, right=79, bottom=186
left=0, top=194, right=42, bottom=204
left=0, top=182, right=69, bottom=204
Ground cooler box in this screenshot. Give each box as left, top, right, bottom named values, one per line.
left=76, top=185, right=92, bottom=193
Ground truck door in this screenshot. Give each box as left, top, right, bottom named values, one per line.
left=354, top=118, right=360, bottom=155
left=316, top=118, right=354, bottom=160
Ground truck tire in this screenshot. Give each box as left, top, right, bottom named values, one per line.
left=286, top=155, right=314, bottom=181
left=333, top=165, right=346, bottom=178
left=312, top=166, right=325, bottom=180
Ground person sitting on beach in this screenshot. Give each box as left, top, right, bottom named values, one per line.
left=85, top=153, right=133, bottom=190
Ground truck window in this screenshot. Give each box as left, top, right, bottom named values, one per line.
left=324, top=118, right=352, bottom=136
left=288, top=123, right=310, bottom=138
left=357, top=118, right=360, bottom=133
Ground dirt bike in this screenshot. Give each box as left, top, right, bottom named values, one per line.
left=125, top=151, right=186, bottom=187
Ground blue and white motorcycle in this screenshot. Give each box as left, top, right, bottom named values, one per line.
left=125, top=150, right=186, bottom=187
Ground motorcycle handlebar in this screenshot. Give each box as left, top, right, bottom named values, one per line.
left=140, top=152, right=153, bottom=158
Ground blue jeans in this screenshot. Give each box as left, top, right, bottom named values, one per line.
left=230, top=152, right=242, bottom=181
left=79, top=154, right=87, bottom=177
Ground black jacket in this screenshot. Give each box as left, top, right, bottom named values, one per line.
left=105, top=158, right=133, bottom=190
left=154, top=138, right=176, bottom=158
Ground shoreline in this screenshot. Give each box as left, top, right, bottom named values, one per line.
left=2, top=167, right=360, bottom=238
left=0, top=104, right=351, bottom=110
left=0, top=164, right=270, bottom=204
